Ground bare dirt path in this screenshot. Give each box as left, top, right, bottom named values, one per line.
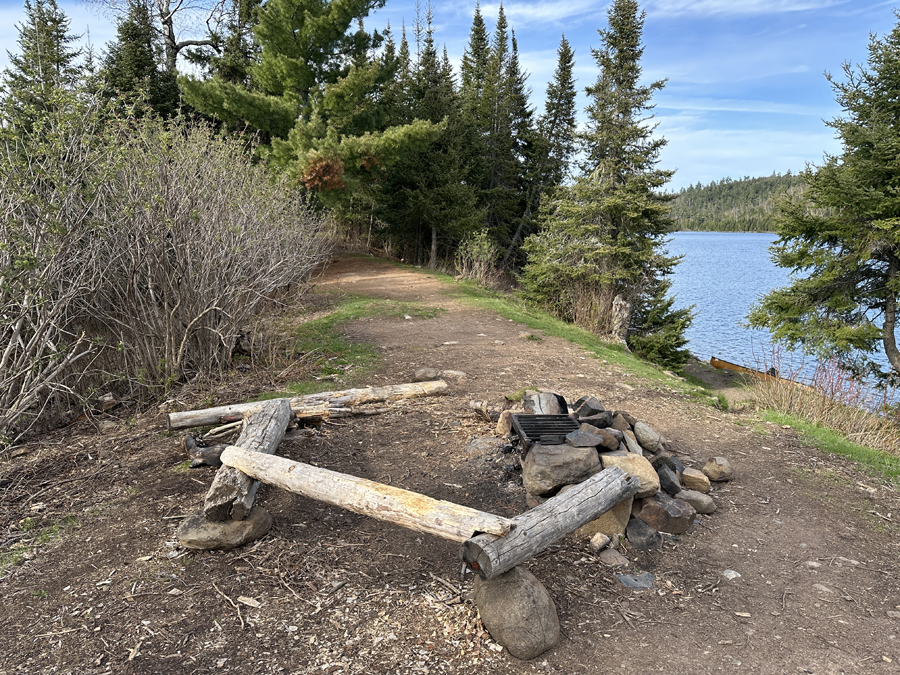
left=2, top=254, right=900, bottom=674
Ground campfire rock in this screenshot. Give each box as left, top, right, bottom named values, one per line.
left=579, top=411, right=613, bottom=428
left=572, top=396, right=606, bottom=418
left=682, top=467, right=711, bottom=493
left=598, top=548, right=630, bottom=567
left=633, top=421, right=662, bottom=453
left=611, top=413, right=631, bottom=432
left=600, top=454, right=659, bottom=498
left=622, top=430, right=642, bottom=455
left=651, top=453, right=685, bottom=476
left=703, top=456, right=734, bottom=482
left=522, top=444, right=600, bottom=496
left=574, top=495, right=633, bottom=538
left=523, top=391, right=567, bottom=416
left=626, top=517, right=662, bottom=551
left=675, top=489, right=717, bottom=514
left=496, top=410, right=514, bottom=436
left=565, top=429, right=607, bottom=448
left=616, top=410, right=638, bottom=427
left=177, top=506, right=273, bottom=551
left=656, top=464, right=682, bottom=496
left=633, top=493, right=696, bottom=535
left=577, top=425, right=619, bottom=451
left=474, top=566, right=560, bottom=660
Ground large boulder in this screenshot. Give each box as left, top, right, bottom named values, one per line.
left=633, top=421, right=662, bottom=454
left=523, top=391, right=566, bottom=415
left=600, top=453, right=659, bottom=498
left=523, top=444, right=600, bottom=496
left=474, top=566, right=560, bottom=660
left=571, top=396, right=606, bottom=418
left=633, top=493, right=696, bottom=535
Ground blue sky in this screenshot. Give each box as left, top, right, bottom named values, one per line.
left=1, top=0, right=898, bottom=189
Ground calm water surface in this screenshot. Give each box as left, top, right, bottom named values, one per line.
left=666, top=232, right=790, bottom=368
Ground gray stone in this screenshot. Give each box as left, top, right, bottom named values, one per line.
left=465, top=436, right=506, bottom=455
left=623, top=430, right=642, bottom=455
left=572, top=396, right=606, bottom=418
left=651, top=453, right=684, bottom=476
left=702, top=456, right=734, bottom=482
left=177, top=506, right=273, bottom=551
left=413, top=367, right=440, bottom=382
left=615, top=571, right=654, bottom=589
left=577, top=426, right=618, bottom=451
left=605, top=428, right=625, bottom=442
left=615, top=410, right=638, bottom=427
left=565, top=429, right=606, bottom=448
left=626, top=517, right=662, bottom=551
left=675, top=490, right=716, bottom=514
left=598, top=548, right=629, bottom=567
left=523, top=444, right=600, bottom=496
left=633, top=422, right=662, bottom=453
left=439, top=369, right=467, bottom=380
left=657, top=464, right=682, bottom=496
left=633, top=493, right=696, bottom=535
left=578, top=411, right=613, bottom=428
left=611, top=413, right=632, bottom=432
left=474, top=566, right=560, bottom=660
left=523, top=391, right=566, bottom=415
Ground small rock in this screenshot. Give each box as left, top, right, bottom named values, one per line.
left=474, top=566, right=560, bottom=660
left=496, top=410, right=514, bottom=436
left=633, top=493, right=696, bottom=535
left=97, top=420, right=118, bottom=433
left=615, top=571, right=654, bottom=589
left=622, top=430, right=643, bottom=455
left=626, top=517, right=662, bottom=551
left=633, top=421, right=662, bottom=453
left=177, top=506, right=273, bottom=551
left=439, top=369, right=467, bottom=380
left=813, top=583, right=835, bottom=595
left=702, top=457, right=734, bottom=482
left=598, top=548, right=629, bottom=566
left=517, top=331, right=536, bottom=339
left=657, top=464, right=682, bottom=496
left=413, top=367, right=440, bottom=382
left=589, top=533, right=611, bottom=552
left=887, top=611, right=900, bottom=619
left=600, top=453, right=660, bottom=498
left=723, top=570, right=741, bottom=580
left=571, top=396, right=606, bottom=418
left=674, top=489, right=716, bottom=514
left=525, top=492, right=547, bottom=509
left=523, top=444, right=600, bottom=496
left=465, top=436, right=506, bottom=455
left=681, top=467, right=711, bottom=493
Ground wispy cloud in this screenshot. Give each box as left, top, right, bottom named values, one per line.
left=647, top=0, right=850, bottom=18
left=655, top=96, right=823, bottom=116
left=479, top=0, right=601, bottom=26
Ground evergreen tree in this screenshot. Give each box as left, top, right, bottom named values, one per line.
left=184, top=0, right=262, bottom=85
left=748, top=15, right=900, bottom=380
left=521, top=0, right=691, bottom=369
left=102, top=0, right=179, bottom=116
left=459, top=2, right=489, bottom=115
left=1, top=0, right=82, bottom=130
left=539, top=35, right=577, bottom=189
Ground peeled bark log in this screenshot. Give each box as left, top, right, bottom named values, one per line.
left=461, top=466, right=640, bottom=579
left=166, top=380, right=448, bottom=431
left=219, top=446, right=516, bottom=542
left=203, top=399, right=292, bottom=521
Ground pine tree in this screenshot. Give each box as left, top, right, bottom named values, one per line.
left=539, top=35, right=577, bottom=189
left=522, top=0, right=691, bottom=368
left=102, top=0, right=179, bottom=117
left=748, top=15, right=900, bottom=380
left=1, top=0, right=82, bottom=130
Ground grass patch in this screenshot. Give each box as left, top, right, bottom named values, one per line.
left=172, top=460, right=192, bottom=474
left=763, top=410, right=900, bottom=485
left=260, top=296, right=443, bottom=398
left=1, top=516, right=81, bottom=579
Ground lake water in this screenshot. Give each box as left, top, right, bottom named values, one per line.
left=665, top=231, right=792, bottom=370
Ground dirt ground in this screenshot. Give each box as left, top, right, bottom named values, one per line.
left=2, top=254, right=900, bottom=675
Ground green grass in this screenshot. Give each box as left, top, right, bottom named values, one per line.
left=763, top=410, right=900, bottom=485
left=259, top=296, right=443, bottom=398
left=0, top=516, right=81, bottom=579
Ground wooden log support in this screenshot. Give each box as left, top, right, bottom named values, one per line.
left=166, top=380, right=449, bottom=431
left=203, top=399, right=292, bottom=522
left=460, top=466, right=640, bottom=579
left=219, top=446, right=517, bottom=542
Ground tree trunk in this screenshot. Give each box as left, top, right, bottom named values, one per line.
left=431, top=225, right=438, bottom=269
left=884, top=255, right=900, bottom=375
left=460, top=466, right=639, bottom=579
left=219, top=446, right=516, bottom=542
left=167, top=380, right=449, bottom=431
left=203, top=398, right=292, bottom=521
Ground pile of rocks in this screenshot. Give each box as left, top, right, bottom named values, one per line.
left=494, top=391, right=734, bottom=552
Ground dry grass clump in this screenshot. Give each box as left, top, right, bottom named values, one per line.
left=751, top=354, right=900, bottom=456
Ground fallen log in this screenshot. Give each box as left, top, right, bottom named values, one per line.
left=460, top=466, right=640, bottom=579
left=203, top=399, right=292, bottom=521
left=219, top=446, right=516, bottom=542
left=166, top=380, right=449, bottom=431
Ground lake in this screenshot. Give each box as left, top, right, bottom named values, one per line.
left=665, top=231, right=791, bottom=370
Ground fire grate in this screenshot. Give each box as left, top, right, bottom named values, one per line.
left=510, top=414, right=580, bottom=451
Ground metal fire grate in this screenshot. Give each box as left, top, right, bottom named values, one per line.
left=510, top=414, right=580, bottom=451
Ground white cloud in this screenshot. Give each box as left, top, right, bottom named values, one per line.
left=654, top=95, right=823, bottom=116
left=480, top=0, right=602, bottom=26
left=647, top=0, right=850, bottom=18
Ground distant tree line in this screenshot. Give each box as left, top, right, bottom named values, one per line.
left=669, top=173, right=807, bottom=232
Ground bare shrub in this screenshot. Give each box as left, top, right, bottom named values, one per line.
left=751, top=351, right=900, bottom=456
left=455, top=230, right=503, bottom=288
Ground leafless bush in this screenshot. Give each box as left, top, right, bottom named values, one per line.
left=455, top=230, right=504, bottom=289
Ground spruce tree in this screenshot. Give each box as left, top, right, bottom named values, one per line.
left=521, top=0, right=691, bottom=368
left=1, top=0, right=82, bottom=130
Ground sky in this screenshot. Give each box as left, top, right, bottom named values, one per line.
left=1, top=0, right=898, bottom=190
